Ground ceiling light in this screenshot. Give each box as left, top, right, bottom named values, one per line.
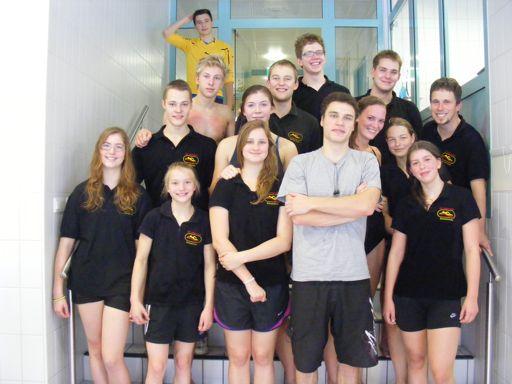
left=263, top=47, right=286, bottom=62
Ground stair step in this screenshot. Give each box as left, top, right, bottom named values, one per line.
left=84, top=343, right=473, bottom=361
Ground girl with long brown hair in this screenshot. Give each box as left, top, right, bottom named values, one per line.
left=210, top=119, right=292, bottom=384
left=383, top=141, right=480, bottom=384
left=52, top=127, right=151, bottom=384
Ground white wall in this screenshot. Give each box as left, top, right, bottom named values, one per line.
left=487, top=0, right=512, bottom=383
left=45, top=1, right=169, bottom=382
left=0, top=1, right=49, bottom=382
left=0, top=1, right=168, bottom=383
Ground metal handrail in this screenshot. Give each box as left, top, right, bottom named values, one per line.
left=483, top=248, right=501, bottom=384
left=129, top=105, right=149, bottom=145
left=481, top=248, right=500, bottom=281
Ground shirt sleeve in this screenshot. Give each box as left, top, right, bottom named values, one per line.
left=138, top=209, right=159, bottom=239
left=466, top=133, right=490, bottom=181
left=132, top=147, right=145, bottom=184
left=201, top=139, right=217, bottom=191
left=60, top=185, right=84, bottom=239
left=391, top=199, right=410, bottom=235
left=166, top=33, right=191, bottom=52
left=407, top=102, right=423, bottom=137
left=277, top=156, right=308, bottom=202
left=460, top=189, right=482, bottom=225
left=361, top=154, right=381, bottom=190
left=133, top=189, right=152, bottom=239
left=203, top=215, right=212, bottom=245
left=209, top=178, right=234, bottom=209
left=223, top=42, right=235, bottom=84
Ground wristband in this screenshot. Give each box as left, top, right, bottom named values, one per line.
left=52, top=295, right=66, bottom=302
left=243, top=277, right=255, bottom=285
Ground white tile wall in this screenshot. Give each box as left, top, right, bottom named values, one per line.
left=1, top=0, right=169, bottom=383
left=488, top=2, right=512, bottom=384
left=44, top=1, right=169, bottom=382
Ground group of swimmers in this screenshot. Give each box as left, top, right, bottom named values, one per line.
left=52, top=10, right=491, bottom=384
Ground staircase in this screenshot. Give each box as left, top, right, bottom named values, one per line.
left=81, top=296, right=476, bottom=383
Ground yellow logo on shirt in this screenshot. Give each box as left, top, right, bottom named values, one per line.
left=185, top=231, right=202, bottom=245
left=183, top=154, right=199, bottom=166
left=265, top=192, right=279, bottom=206
left=437, top=208, right=456, bottom=222
left=288, top=131, right=303, bottom=143
left=441, top=151, right=456, bottom=166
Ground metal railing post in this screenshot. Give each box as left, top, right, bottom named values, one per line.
left=481, top=249, right=501, bottom=384
left=68, top=289, right=76, bottom=384
left=484, top=272, right=494, bottom=384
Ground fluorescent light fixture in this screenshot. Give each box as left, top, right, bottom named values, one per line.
left=263, top=47, right=286, bottom=62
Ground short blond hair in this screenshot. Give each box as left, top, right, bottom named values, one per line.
left=196, top=55, right=228, bottom=79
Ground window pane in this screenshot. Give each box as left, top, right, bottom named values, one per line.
left=177, top=0, right=218, bottom=20
left=335, top=28, right=378, bottom=96
left=391, top=1, right=414, bottom=102
left=231, top=0, right=322, bottom=18
left=416, top=0, right=441, bottom=110
left=335, top=0, right=376, bottom=19
left=445, top=0, right=485, bottom=85
left=234, top=28, right=321, bottom=111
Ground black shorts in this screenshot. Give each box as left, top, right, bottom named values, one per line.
left=214, top=280, right=290, bottom=332
left=72, top=292, right=130, bottom=312
left=394, top=295, right=461, bottom=332
left=290, top=280, right=378, bottom=373
left=144, top=303, right=203, bottom=344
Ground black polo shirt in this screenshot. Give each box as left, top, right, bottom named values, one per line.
left=293, top=76, right=351, bottom=121
left=421, top=116, right=490, bottom=189
left=270, top=104, right=322, bottom=154
left=139, top=201, right=211, bottom=306
left=357, top=90, right=423, bottom=165
left=132, top=125, right=216, bottom=210
left=392, top=184, right=480, bottom=300
left=209, top=176, right=287, bottom=286
left=235, top=106, right=322, bottom=154
left=381, top=163, right=412, bottom=217
left=60, top=181, right=152, bottom=297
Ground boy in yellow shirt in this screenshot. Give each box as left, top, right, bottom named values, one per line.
left=163, top=9, right=234, bottom=110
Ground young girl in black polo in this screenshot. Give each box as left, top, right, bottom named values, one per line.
left=380, top=117, right=416, bottom=384
left=52, top=127, right=151, bottom=384
left=130, top=162, right=215, bottom=384
left=210, top=119, right=292, bottom=384
left=383, top=141, right=481, bottom=384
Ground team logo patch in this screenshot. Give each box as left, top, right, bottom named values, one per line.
left=287, top=131, right=303, bottom=143
left=185, top=231, right=202, bottom=245
left=265, top=192, right=279, bottom=206
left=437, top=208, right=456, bottom=221
left=441, top=151, right=456, bottom=166
left=183, top=154, right=199, bottom=166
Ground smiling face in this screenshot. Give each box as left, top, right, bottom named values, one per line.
left=321, top=101, right=356, bottom=145
left=386, top=124, right=415, bottom=159
left=356, top=104, right=386, bottom=141
left=194, top=13, right=213, bottom=37
left=196, top=65, right=224, bottom=98
left=241, top=127, right=270, bottom=164
left=166, top=167, right=197, bottom=203
left=267, top=64, right=298, bottom=102
left=430, top=89, right=461, bottom=127
left=162, top=89, right=192, bottom=127
left=297, top=42, right=325, bottom=75
left=100, top=133, right=126, bottom=169
left=408, top=148, right=442, bottom=184
left=371, top=57, right=401, bottom=93
left=243, top=91, right=273, bottom=122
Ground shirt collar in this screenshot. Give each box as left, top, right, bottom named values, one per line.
left=159, top=200, right=200, bottom=223
left=154, top=124, right=196, bottom=142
